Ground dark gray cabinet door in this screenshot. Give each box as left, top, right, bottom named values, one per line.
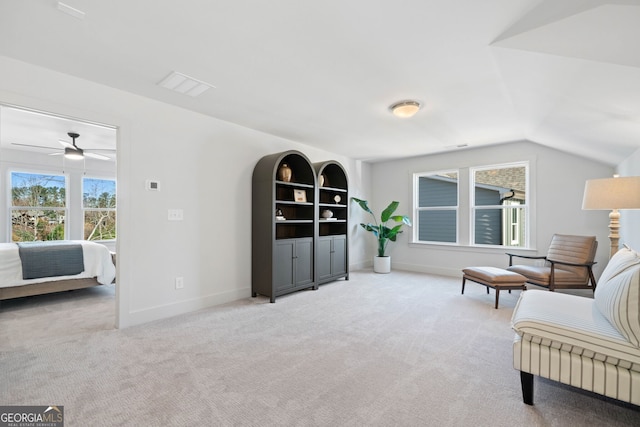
left=275, top=238, right=313, bottom=293
left=317, top=235, right=347, bottom=282
left=274, top=240, right=295, bottom=292
left=317, top=237, right=333, bottom=281
left=331, top=235, right=347, bottom=276
left=294, top=238, right=314, bottom=286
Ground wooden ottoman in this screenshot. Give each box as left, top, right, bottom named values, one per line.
left=462, top=266, right=527, bottom=309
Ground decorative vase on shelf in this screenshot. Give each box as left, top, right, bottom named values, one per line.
left=319, top=174, right=326, bottom=187
left=278, top=163, right=292, bottom=182
left=321, top=209, right=333, bottom=219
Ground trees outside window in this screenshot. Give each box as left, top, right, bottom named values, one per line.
left=11, top=172, right=67, bottom=241
left=83, top=177, right=116, bottom=241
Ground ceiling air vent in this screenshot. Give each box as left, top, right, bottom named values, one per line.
left=157, top=71, right=215, bottom=97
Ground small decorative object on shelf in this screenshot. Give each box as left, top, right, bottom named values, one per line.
left=319, top=173, right=326, bottom=187
left=334, top=195, right=341, bottom=204
left=321, top=209, right=333, bottom=219
left=275, top=208, right=285, bottom=221
left=294, top=189, right=307, bottom=203
left=278, top=163, right=292, bottom=182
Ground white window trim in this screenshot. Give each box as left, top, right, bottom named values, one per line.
left=412, top=169, right=460, bottom=245
left=9, top=170, right=69, bottom=241
left=412, top=160, right=535, bottom=250
left=470, top=161, right=530, bottom=249
left=82, top=176, right=117, bottom=242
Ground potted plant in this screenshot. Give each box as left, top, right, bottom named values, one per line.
left=352, top=197, right=412, bottom=273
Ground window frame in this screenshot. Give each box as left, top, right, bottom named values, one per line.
left=9, top=170, right=69, bottom=242
left=82, top=176, right=117, bottom=242
left=413, top=169, right=460, bottom=245
left=412, top=161, right=533, bottom=250
left=470, top=161, right=529, bottom=249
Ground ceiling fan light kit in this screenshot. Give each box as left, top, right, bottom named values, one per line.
left=390, top=100, right=421, bottom=118
left=64, top=146, right=84, bottom=160
left=64, top=132, right=84, bottom=159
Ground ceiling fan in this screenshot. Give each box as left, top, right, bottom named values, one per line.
left=11, top=132, right=115, bottom=161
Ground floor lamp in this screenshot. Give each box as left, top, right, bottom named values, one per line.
left=582, top=175, right=640, bottom=258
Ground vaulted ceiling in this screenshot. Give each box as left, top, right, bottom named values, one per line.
left=1, top=0, right=639, bottom=164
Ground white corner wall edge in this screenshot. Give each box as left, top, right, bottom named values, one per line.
left=120, top=287, right=250, bottom=328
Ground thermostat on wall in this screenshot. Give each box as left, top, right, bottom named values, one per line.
left=146, top=180, right=160, bottom=191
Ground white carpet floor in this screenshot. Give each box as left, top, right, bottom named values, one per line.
left=1, top=270, right=639, bottom=426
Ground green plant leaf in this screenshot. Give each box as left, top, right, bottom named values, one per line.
left=360, top=223, right=379, bottom=238
left=351, top=197, right=373, bottom=215
left=352, top=197, right=411, bottom=257
left=380, top=201, right=399, bottom=223
left=390, top=215, right=412, bottom=226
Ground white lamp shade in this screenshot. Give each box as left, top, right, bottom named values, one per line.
left=582, top=176, right=640, bottom=210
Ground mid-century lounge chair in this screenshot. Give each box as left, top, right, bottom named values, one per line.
left=506, top=234, right=597, bottom=291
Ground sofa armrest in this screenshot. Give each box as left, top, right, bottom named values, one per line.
left=511, top=290, right=640, bottom=364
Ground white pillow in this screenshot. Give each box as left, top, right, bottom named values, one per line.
left=594, top=246, right=640, bottom=347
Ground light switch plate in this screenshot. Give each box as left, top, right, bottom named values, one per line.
left=168, top=209, right=183, bottom=221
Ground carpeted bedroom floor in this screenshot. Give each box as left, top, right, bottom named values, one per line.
left=1, top=270, right=638, bottom=426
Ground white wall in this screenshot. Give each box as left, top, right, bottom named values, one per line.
left=366, top=141, right=615, bottom=278
left=0, top=55, right=369, bottom=328
left=617, top=147, right=640, bottom=251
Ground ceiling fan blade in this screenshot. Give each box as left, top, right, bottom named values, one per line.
left=85, top=152, right=111, bottom=160
left=49, top=152, right=63, bottom=156
left=85, top=148, right=116, bottom=152
left=58, top=139, right=75, bottom=149
left=11, top=142, right=61, bottom=151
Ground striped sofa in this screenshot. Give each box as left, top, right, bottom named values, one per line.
left=511, top=245, right=640, bottom=405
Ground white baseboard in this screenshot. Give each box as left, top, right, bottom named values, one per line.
left=390, top=262, right=461, bottom=278
left=119, top=287, right=250, bottom=328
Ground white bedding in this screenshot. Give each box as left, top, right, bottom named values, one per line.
left=0, top=240, right=116, bottom=288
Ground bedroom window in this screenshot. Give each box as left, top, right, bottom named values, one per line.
left=472, top=162, right=528, bottom=247
left=82, top=177, right=116, bottom=241
left=413, top=170, right=458, bottom=244
left=10, top=172, right=67, bottom=241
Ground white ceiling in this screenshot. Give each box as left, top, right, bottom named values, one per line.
left=1, top=0, right=639, bottom=164
left=0, top=105, right=117, bottom=158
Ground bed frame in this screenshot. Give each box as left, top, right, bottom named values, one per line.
left=0, top=277, right=101, bottom=300
left=0, top=252, right=116, bottom=301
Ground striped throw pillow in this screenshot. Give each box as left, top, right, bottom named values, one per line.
left=594, top=246, right=640, bottom=347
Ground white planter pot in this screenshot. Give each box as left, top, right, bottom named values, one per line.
left=373, top=256, right=391, bottom=274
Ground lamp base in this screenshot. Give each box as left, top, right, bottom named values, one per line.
left=608, top=209, right=620, bottom=258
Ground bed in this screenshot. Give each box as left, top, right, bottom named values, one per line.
left=0, top=240, right=116, bottom=300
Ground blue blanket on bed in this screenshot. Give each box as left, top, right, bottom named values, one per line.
left=17, top=241, right=85, bottom=280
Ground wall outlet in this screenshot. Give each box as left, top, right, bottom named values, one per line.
left=175, top=277, right=184, bottom=289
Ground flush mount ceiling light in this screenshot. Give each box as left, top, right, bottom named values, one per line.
left=157, top=71, right=215, bottom=97
left=390, top=100, right=421, bottom=118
